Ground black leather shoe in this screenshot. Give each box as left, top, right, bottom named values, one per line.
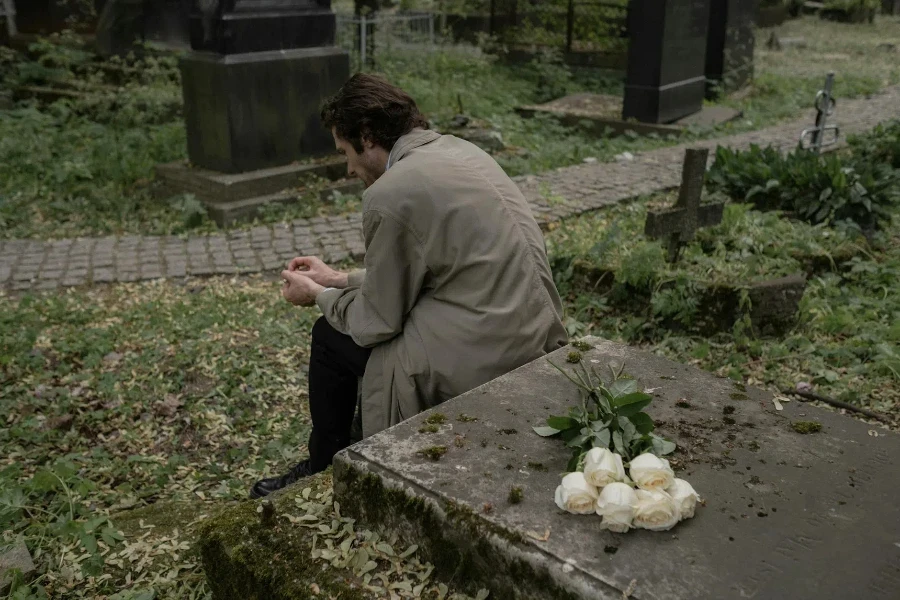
left=249, top=460, right=315, bottom=499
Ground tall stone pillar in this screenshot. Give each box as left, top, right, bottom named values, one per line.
left=179, top=0, right=350, bottom=173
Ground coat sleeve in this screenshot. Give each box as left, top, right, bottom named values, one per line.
left=316, top=210, right=426, bottom=348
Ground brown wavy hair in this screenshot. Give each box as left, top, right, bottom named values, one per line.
left=321, top=73, right=428, bottom=153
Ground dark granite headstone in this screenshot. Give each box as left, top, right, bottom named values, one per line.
left=189, top=0, right=336, bottom=54
left=705, top=0, right=755, bottom=98
left=181, top=48, right=349, bottom=173
left=179, top=0, right=349, bottom=173
left=623, top=0, right=711, bottom=124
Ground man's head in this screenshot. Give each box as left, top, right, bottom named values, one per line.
left=321, top=74, right=428, bottom=187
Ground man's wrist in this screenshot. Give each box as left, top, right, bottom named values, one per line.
left=332, top=272, right=350, bottom=289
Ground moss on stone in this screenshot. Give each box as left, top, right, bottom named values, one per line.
left=723, top=405, right=735, bottom=415
left=791, top=420, right=822, bottom=434
left=425, top=413, right=447, bottom=425
left=730, top=392, right=749, bottom=401
left=507, top=487, right=524, bottom=504
left=526, top=462, right=548, bottom=472
left=418, top=446, right=448, bottom=461
left=571, top=340, right=592, bottom=352
left=195, top=472, right=372, bottom=600
left=566, top=351, right=582, bottom=364
left=333, top=464, right=582, bottom=600
left=419, top=423, right=440, bottom=434
left=457, top=413, right=478, bottom=423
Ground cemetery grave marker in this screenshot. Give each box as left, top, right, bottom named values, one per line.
left=156, top=0, right=353, bottom=225
left=704, top=0, right=756, bottom=98
left=799, top=72, right=840, bottom=154
left=623, top=0, right=711, bottom=124
left=644, top=148, right=724, bottom=262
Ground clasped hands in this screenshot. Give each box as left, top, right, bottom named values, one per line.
left=281, top=256, right=349, bottom=307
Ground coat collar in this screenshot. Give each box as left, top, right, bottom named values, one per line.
left=386, top=128, right=441, bottom=170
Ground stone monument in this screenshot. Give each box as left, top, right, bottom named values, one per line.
left=179, top=0, right=349, bottom=173
left=644, top=148, right=724, bottom=262
left=623, top=0, right=711, bottom=124
left=704, top=0, right=755, bottom=98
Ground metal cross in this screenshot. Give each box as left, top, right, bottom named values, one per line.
left=644, top=148, right=725, bottom=263
left=799, top=72, right=840, bottom=154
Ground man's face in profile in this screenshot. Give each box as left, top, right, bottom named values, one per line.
left=333, top=129, right=385, bottom=189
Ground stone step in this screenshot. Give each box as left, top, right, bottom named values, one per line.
left=332, top=337, right=900, bottom=600
left=206, top=180, right=364, bottom=227
left=155, top=157, right=349, bottom=206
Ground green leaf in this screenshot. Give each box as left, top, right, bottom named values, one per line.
left=547, top=416, right=578, bottom=431
left=629, top=412, right=655, bottom=434
left=608, top=378, right=638, bottom=399
left=612, top=431, right=626, bottom=455
left=616, top=397, right=652, bottom=417
left=567, top=434, right=590, bottom=448
left=532, top=426, right=560, bottom=437
left=566, top=453, right=581, bottom=472
left=79, top=532, right=98, bottom=554
left=618, top=416, right=638, bottom=443
left=650, top=435, right=677, bottom=456
left=592, top=428, right=611, bottom=449
left=613, top=392, right=651, bottom=408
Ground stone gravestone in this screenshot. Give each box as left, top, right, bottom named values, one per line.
left=623, top=0, right=711, bottom=124
left=331, top=338, right=900, bottom=600
left=179, top=0, right=349, bottom=173
left=644, top=147, right=724, bottom=262
left=704, top=0, right=755, bottom=98
left=884, top=0, right=900, bottom=15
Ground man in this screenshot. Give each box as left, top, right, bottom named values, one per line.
left=250, top=74, right=567, bottom=499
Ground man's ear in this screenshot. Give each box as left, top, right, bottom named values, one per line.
left=360, top=128, right=375, bottom=150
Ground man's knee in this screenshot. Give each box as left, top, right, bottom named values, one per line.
left=312, top=317, right=335, bottom=344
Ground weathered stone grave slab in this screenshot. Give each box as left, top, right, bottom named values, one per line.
left=0, top=540, right=36, bottom=594
left=516, top=93, right=741, bottom=139
left=333, top=338, right=900, bottom=600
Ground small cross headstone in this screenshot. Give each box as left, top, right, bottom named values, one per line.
left=799, top=72, right=840, bottom=154
left=644, top=147, right=725, bottom=263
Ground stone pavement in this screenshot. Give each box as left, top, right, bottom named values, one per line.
left=2, top=85, right=899, bottom=293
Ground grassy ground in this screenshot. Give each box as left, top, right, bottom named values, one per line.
left=1, top=276, right=317, bottom=598
left=547, top=199, right=900, bottom=419
left=1, top=16, right=898, bottom=239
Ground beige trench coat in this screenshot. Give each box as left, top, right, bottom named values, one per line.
left=316, top=129, right=567, bottom=437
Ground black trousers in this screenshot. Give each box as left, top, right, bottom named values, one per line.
left=307, top=317, right=372, bottom=472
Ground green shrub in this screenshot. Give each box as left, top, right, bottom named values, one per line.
left=849, top=120, right=900, bottom=170
left=707, top=145, right=900, bottom=232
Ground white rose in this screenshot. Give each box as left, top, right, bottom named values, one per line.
left=628, top=453, right=675, bottom=491
left=583, top=448, right=626, bottom=488
left=632, top=489, right=680, bottom=531
left=554, top=472, right=599, bottom=515
left=666, top=478, right=701, bottom=520
left=595, top=482, right=638, bottom=533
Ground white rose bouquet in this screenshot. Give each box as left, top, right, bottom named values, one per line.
left=541, top=350, right=702, bottom=532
